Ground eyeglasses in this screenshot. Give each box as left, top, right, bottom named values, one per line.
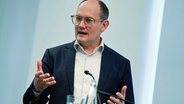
left=71, top=15, right=103, bottom=27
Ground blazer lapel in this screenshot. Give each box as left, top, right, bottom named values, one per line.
left=97, top=45, right=113, bottom=91
left=64, top=42, right=76, bottom=94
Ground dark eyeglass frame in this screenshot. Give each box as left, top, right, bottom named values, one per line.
left=71, top=15, right=104, bottom=26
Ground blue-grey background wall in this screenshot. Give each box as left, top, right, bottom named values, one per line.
left=153, top=0, right=184, bottom=103
left=0, top=0, right=39, bottom=103
left=0, top=0, right=183, bottom=104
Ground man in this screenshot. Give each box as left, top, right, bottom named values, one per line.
left=23, top=0, right=134, bottom=104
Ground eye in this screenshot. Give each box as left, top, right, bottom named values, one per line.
left=85, top=18, right=94, bottom=23
left=76, top=16, right=82, bottom=22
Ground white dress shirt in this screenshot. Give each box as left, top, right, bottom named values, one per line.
left=73, top=40, right=104, bottom=103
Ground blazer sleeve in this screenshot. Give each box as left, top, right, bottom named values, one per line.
left=23, top=81, right=50, bottom=104
left=23, top=49, right=53, bottom=104
left=122, top=60, right=134, bottom=104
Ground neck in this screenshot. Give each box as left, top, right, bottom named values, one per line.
left=80, top=38, right=101, bottom=55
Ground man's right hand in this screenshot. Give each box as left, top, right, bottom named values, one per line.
left=33, top=60, right=56, bottom=93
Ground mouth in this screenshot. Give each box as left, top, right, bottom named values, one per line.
left=77, top=31, right=88, bottom=36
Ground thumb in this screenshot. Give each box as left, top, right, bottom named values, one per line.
left=37, top=60, right=43, bottom=72
left=121, top=85, right=127, bottom=97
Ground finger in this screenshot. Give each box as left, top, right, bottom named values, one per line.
left=42, top=77, right=56, bottom=87
left=37, top=60, right=43, bottom=72
left=44, top=76, right=55, bottom=83
left=116, top=86, right=127, bottom=100
left=109, top=96, right=120, bottom=104
left=116, top=92, right=125, bottom=104
left=35, top=71, right=44, bottom=78
left=46, top=80, right=56, bottom=86
left=121, top=85, right=127, bottom=97
left=39, top=73, right=50, bottom=80
left=107, top=99, right=114, bottom=104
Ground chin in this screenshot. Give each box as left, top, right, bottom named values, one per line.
left=77, top=39, right=85, bottom=43
left=77, top=39, right=89, bottom=45
left=77, top=36, right=86, bottom=41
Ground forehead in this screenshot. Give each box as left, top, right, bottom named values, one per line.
left=77, top=0, right=100, bottom=18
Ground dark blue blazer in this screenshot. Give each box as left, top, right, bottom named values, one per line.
left=23, top=41, right=134, bottom=104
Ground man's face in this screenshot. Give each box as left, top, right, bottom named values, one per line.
left=74, top=0, right=108, bottom=46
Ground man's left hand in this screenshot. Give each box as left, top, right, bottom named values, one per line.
left=107, top=85, right=127, bottom=104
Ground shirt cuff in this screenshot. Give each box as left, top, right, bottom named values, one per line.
left=32, top=89, right=41, bottom=97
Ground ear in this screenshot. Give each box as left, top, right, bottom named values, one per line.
left=101, top=20, right=109, bottom=32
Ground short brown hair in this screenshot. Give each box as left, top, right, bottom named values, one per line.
left=78, top=0, right=109, bottom=20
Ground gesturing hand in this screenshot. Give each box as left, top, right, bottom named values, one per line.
left=107, top=86, right=127, bottom=104
left=33, top=60, right=56, bottom=93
